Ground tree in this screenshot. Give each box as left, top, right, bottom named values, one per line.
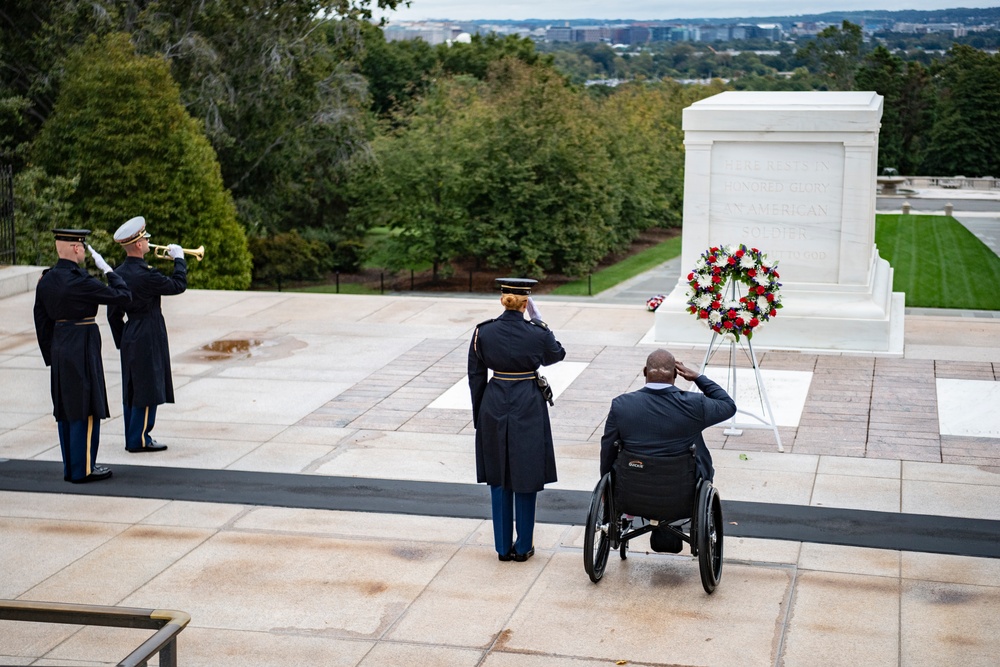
left=31, top=33, right=252, bottom=289
left=921, top=45, right=1000, bottom=176
left=1, top=0, right=404, bottom=238
left=464, top=60, right=619, bottom=278
left=595, top=80, right=728, bottom=243
left=856, top=46, right=933, bottom=174
left=348, top=77, right=478, bottom=280
left=358, top=23, right=437, bottom=118
left=437, top=33, right=549, bottom=80
left=249, top=230, right=331, bottom=289
left=12, top=166, right=78, bottom=266
left=796, top=20, right=866, bottom=90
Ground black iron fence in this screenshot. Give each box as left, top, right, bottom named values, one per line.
left=0, top=599, right=189, bottom=667
left=0, top=164, right=14, bottom=265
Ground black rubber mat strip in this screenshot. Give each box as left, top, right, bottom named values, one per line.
left=2, top=459, right=998, bottom=559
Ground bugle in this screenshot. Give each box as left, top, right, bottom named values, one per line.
left=149, top=243, right=205, bottom=261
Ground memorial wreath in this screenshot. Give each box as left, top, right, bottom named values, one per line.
left=685, top=244, right=782, bottom=342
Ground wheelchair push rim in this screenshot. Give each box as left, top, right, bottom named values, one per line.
left=696, top=482, right=724, bottom=594
left=583, top=473, right=613, bottom=583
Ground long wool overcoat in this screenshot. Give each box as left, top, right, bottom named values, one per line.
left=33, top=259, right=132, bottom=421
left=108, top=256, right=187, bottom=408
left=468, top=309, right=566, bottom=493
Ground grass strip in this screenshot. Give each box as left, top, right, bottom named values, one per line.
left=875, top=214, right=1000, bottom=310
left=288, top=283, right=380, bottom=295
left=551, top=235, right=683, bottom=296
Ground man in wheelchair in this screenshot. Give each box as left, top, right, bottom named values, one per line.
left=599, top=348, right=736, bottom=553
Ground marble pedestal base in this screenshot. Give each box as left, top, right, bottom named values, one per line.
left=653, top=253, right=905, bottom=355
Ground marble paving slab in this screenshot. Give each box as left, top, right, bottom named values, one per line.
left=936, top=378, right=1000, bottom=438
left=705, top=365, right=813, bottom=427
left=427, top=361, right=589, bottom=411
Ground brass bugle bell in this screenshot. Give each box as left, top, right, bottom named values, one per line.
left=149, top=243, right=205, bottom=262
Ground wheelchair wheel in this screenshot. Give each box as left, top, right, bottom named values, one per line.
left=696, top=482, right=724, bottom=594
left=584, top=473, right=613, bottom=583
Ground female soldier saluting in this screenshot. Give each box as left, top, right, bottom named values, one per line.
left=469, top=278, right=566, bottom=562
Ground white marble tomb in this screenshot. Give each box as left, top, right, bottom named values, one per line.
left=654, top=91, right=905, bottom=353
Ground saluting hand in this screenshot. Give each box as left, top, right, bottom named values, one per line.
left=87, top=245, right=113, bottom=274
left=526, top=297, right=543, bottom=321
left=675, top=360, right=701, bottom=382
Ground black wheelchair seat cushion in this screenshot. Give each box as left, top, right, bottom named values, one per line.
left=613, top=448, right=698, bottom=524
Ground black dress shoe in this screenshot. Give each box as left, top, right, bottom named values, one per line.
left=69, top=467, right=113, bottom=483
left=498, top=551, right=514, bottom=562
left=127, top=440, right=167, bottom=452
left=512, top=547, right=535, bottom=562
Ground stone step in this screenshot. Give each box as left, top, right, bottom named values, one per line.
left=0, top=265, right=44, bottom=299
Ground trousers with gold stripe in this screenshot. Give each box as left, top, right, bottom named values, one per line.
left=123, top=404, right=158, bottom=450
left=57, top=417, right=101, bottom=481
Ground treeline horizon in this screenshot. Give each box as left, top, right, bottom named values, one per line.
left=2, top=4, right=998, bottom=289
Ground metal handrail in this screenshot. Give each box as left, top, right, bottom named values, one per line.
left=0, top=599, right=190, bottom=667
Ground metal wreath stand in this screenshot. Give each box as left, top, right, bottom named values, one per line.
left=696, top=278, right=784, bottom=452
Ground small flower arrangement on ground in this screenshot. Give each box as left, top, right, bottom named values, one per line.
left=646, top=294, right=666, bottom=311
left=685, top=244, right=782, bottom=342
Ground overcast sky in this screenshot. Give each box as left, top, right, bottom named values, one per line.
left=381, top=1, right=998, bottom=22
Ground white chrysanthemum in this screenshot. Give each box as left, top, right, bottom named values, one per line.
left=739, top=310, right=752, bottom=322
left=722, top=332, right=737, bottom=343
left=725, top=299, right=741, bottom=311
left=697, top=294, right=713, bottom=308
left=695, top=257, right=707, bottom=270
left=708, top=311, right=722, bottom=324
left=740, top=254, right=756, bottom=269
left=714, top=254, right=728, bottom=267
left=757, top=296, right=769, bottom=311
left=697, top=275, right=714, bottom=289
left=754, top=273, right=768, bottom=286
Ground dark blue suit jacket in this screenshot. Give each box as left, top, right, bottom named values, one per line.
left=600, top=376, right=736, bottom=482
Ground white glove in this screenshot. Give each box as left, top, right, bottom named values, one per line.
left=87, top=245, right=113, bottom=274
left=526, top=297, right=543, bottom=322
left=166, top=244, right=184, bottom=260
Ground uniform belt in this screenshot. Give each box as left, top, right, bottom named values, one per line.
left=492, top=371, right=537, bottom=381
left=55, top=317, right=96, bottom=326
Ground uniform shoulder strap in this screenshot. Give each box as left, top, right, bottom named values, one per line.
left=528, top=317, right=550, bottom=331
left=472, top=318, right=494, bottom=360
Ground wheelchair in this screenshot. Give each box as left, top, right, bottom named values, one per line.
left=583, top=444, right=724, bottom=594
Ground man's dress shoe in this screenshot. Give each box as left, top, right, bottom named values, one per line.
left=69, top=467, right=113, bottom=483
left=512, top=547, right=535, bottom=562
left=127, top=440, right=168, bottom=452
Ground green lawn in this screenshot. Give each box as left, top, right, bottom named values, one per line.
left=288, top=283, right=379, bottom=295
left=875, top=214, right=1000, bottom=310
left=550, top=235, right=683, bottom=296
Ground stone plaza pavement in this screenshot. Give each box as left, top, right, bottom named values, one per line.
left=1, top=283, right=1000, bottom=666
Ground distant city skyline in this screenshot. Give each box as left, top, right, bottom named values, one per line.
left=380, top=0, right=1000, bottom=22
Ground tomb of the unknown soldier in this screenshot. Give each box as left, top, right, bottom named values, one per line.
left=654, top=91, right=905, bottom=354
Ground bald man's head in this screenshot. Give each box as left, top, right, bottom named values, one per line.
left=643, top=348, right=676, bottom=384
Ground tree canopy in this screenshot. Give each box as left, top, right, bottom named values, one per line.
left=31, top=33, right=252, bottom=288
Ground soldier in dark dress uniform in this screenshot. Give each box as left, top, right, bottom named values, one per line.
left=469, top=278, right=566, bottom=562
left=33, top=229, right=132, bottom=483
left=107, top=216, right=187, bottom=452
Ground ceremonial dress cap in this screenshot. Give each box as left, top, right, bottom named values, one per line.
left=52, top=229, right=91, bottom=243
left=495, top=278, right=538, bottom=295
left=113, top=216, right=150, bottom=245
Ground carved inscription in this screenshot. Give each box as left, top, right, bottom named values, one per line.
left=708, top=142, right=845, bottom=282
